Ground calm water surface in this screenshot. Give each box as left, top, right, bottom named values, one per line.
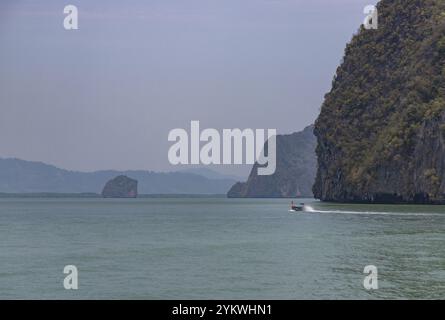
left=0, top=198, right=444, bottom=299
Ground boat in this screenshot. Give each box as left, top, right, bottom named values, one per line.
left=290, top=201, right=305, bottom=212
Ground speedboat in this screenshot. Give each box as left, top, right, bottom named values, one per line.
left=290, top=202, right=305, bottom=212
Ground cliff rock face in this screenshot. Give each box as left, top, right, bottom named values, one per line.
left=102, top=175, right=138, bottom=198
left=313, top=0, right=445, bottom=203
left=228, top=125, right=317, bottom=198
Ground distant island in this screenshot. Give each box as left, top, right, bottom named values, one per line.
left=227, top=125, right=316, bottom=198
left=102, top=175, right=138, bottom=198
left=313, top=0, right=445, bottom=204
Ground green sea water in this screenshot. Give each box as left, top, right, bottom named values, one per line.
left=0, top=198, right=444, bottom=299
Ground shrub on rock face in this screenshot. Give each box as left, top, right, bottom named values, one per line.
left=102, top=175, right=138, bottom=198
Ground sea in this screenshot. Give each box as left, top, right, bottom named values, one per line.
left=0, top=197, right=444, bottom=299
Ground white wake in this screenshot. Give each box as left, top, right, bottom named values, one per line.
left=302, top=205, right=443, bottom=217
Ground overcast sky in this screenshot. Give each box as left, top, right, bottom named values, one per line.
left=0, top=0, right=378, bottom=177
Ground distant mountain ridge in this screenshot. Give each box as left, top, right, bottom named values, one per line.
left=179, top=168, right=245, bottom=181
left=0, top=158, right=235, bottom=194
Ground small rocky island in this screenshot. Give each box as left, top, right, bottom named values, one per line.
left=102, top=175, right=138, bottom=198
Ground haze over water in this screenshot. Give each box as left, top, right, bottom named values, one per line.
left=0, top=198, right=444, bottom=299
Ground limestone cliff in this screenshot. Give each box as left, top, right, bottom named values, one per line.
left=313, top=0, right=445, bottom=203
left=228, top=125, right=317, bottom=198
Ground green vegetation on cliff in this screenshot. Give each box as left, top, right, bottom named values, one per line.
left=314, top=0, right=445, bottom=203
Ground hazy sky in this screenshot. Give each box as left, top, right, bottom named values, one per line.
left=0, top=0, right=377, bottom=176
